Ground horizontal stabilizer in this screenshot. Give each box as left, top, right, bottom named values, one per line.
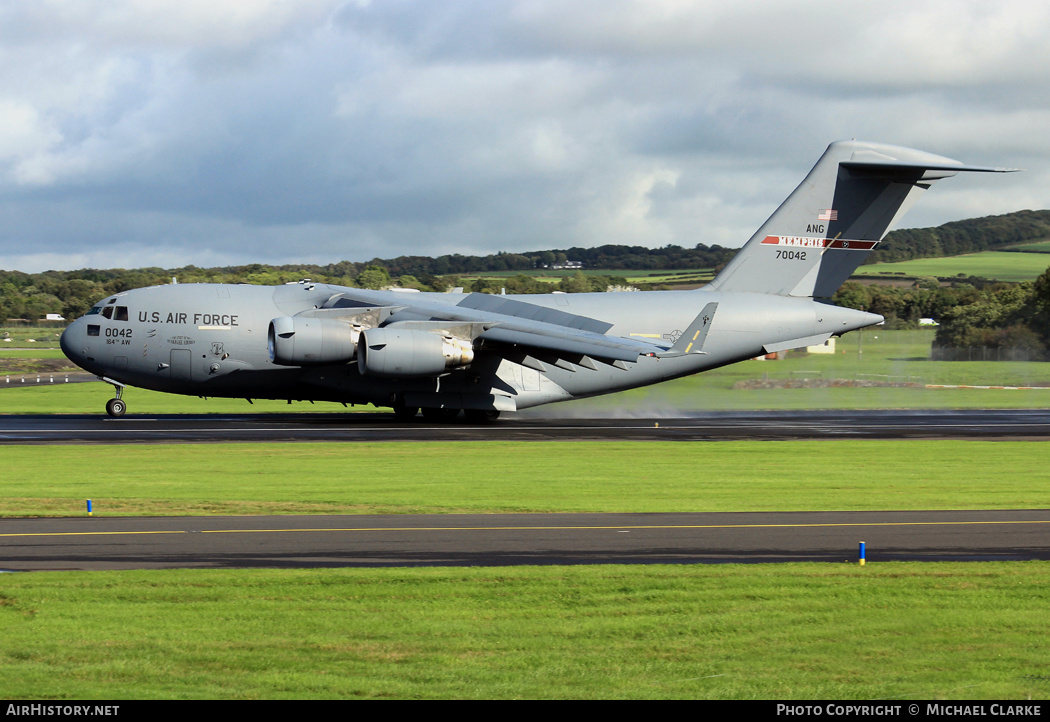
left=841, top=160, right=1020, bottom=176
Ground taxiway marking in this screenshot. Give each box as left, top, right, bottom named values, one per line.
left=4, top=518, right=1049, bottom=539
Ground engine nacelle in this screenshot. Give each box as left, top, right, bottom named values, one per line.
left=358, top=327, right=475, bottom=378
left=268, top=316, right=360, bottom=366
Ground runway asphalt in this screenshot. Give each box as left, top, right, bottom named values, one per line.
left=2, top=409, right=1047, bottom=570
left=3, top=510, right=1049, bottom=571
left=2, top=408, right=1050, bottom=443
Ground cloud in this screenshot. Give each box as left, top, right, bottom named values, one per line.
left=0, top=0, right=1045, bottom=272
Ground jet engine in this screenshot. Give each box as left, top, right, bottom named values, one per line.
left=357, top=327, right=474, bottom=378
left=268, top=316, right=360, bottom=366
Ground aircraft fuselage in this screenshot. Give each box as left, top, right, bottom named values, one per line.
left=60, top=281, right=878, bottom=414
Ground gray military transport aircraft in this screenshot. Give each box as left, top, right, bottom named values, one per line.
left=60, top=140, right=1013, bottom=421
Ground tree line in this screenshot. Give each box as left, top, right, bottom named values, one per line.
left=0, top=243, right=734, bottom=322
left=862, top=209, right=1050, bottom=265
left=832, top=270, right=1050, bottom=358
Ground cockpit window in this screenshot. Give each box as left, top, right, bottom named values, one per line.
left=87, top=306, right=102, bottom=315
left=97, top=305, right=128, bottom=321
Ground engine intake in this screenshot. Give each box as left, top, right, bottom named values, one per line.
left=268, top=316, right=360, bottom=366
left=358, top=327, right=474, bottom=378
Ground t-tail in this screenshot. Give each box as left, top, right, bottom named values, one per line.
left=707, top=141, right=1016, bottom=298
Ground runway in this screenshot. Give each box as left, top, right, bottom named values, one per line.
left=2, top=410, right=1046, bottom=570
left=2, top=510, right=1049, bottom=571
left=2, top=408, right=1050, bottom=443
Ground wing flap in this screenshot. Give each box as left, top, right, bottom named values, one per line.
left=479, top=326, right=651, bottom=363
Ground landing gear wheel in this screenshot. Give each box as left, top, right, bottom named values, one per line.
left=464, top=409, right=500, bottom=423
left=421, top=407, right=460, bottom=422
left=106, top=398, right=127, bottom=418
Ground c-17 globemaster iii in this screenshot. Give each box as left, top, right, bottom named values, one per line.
left=60, top=140, right=1014, bottom=421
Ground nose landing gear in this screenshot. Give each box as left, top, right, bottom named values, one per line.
left=105, top=397, right=126, bottom=417
left=101, top=377, right=127, bottom=417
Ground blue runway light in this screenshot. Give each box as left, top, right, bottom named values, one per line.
left=859, top=541, right=866, bottom=566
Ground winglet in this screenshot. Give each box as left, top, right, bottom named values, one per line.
left=657, top=302, right=717, bottom=357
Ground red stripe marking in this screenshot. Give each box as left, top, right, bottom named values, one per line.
left=761, top=235, right=879, bottom=250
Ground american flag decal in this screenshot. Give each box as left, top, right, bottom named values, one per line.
left=817, top=209, right=838, bottom=221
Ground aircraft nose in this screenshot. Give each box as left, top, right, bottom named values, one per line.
left=59, top=320, right=75, bottom=357
left=60, top=317, right=89, bottom=368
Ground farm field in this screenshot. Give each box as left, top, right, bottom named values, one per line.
left=1006, top=239, right=1050, bottom=253
left=857, top=251, right=1050, bottom=282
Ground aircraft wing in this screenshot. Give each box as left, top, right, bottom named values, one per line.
left=317, top=289, right=668, bottom=363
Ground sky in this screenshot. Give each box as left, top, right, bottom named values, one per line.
left=1, top=0, right=1047, bottom=273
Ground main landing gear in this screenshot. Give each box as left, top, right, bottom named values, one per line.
left=102, top=378, right=127, bottom=418
left=463, top=409, right=500, bottom=423
left=390, top=399, right=500, bottom=424
left=392, top=403, right=420, bottom=422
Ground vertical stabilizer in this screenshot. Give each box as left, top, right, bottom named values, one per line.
left=707, top=141, right=1013, bottom=298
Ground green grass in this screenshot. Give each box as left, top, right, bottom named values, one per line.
left=2, top=440, right=1048, bottom=517
left=0, top=349, right=68, bottom=359
left=858, top=252, right=1050, bottom=282
left=1, top=563, right=1048, bottom=699
left=0, top=348, right=79, bottom=375
left=1, top=326, right=62, bottom=348
left=0, top=382, right=367, bottom=415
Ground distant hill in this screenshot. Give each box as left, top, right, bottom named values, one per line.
left=871, top=209, right=1050, bottom=264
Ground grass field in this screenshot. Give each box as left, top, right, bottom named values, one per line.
left=2, top=438, right=1049, bottom=699
left=0, top=349, right=68, bottom=359
left=1, top=326, right=63, bottom=348
left=1007, top=240, right=1050, bottom=253
left=456, top=248, right=1050, bottom=286
left=858, top=252, right=1050, bottom=282
left=3, top=563, right=1049, bottom=699
left=0, top=382, right=366, bottom=415
left=3, top=439, right=1049, bottom=517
